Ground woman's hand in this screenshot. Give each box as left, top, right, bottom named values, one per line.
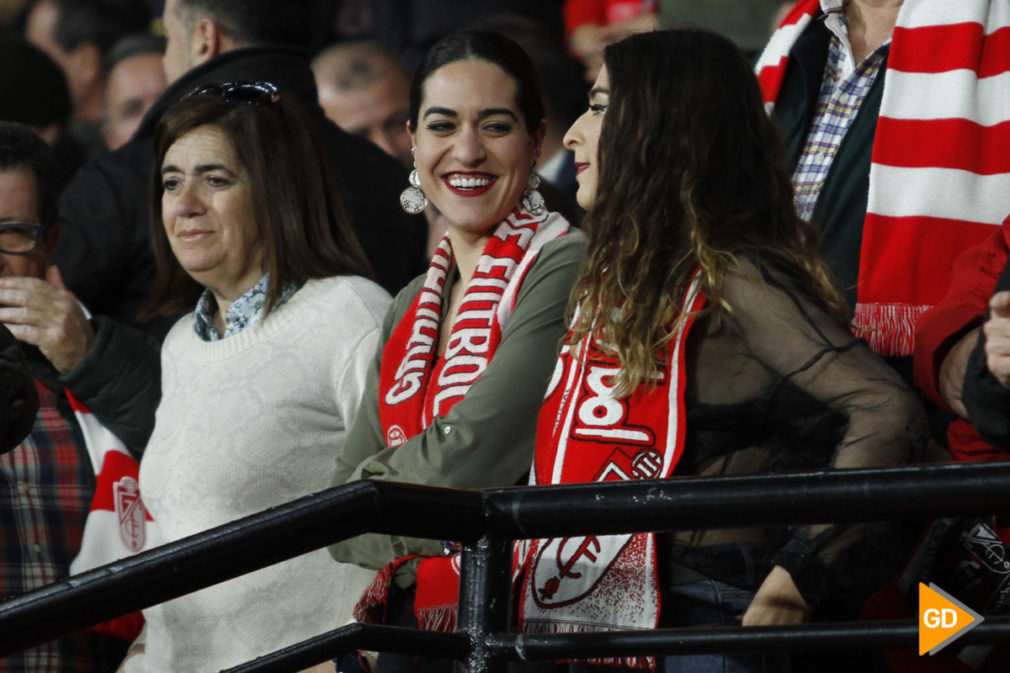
left=741, top=565, right=811, bottom=626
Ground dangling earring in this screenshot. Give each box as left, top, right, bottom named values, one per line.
left=521, top=171, right=546, bottom=215
left=400, top=150, right=427, bottom=214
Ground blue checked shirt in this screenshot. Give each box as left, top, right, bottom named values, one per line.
left=792, top=1, right=889, bottom=222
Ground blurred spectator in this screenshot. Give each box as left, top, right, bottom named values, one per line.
left=312, top=41, right=413, bottom=167
left=0, top=31, right=85, bottom=190
left=369, top=0, right=565, bottom=72
left=657, top=0, right=792, bottom=56
left=0, top=120, right=150, bottom=673
left=101, top=33, right=167, bottom=151
left=563, top=0, right=657, bottom=81
left=0, top=0, right=27, bottom=25
left=24, top=0, right=152, bottom=158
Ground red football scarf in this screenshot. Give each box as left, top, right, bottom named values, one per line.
left=67, top=390, right=150, bottom=641
left=757, top=0, right=1010, bottom=356
left=360, top=207, right=571, bottom=630
left=518, top=274, right=706, bottom=669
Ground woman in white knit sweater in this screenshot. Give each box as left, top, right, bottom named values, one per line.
left=118, top=82, right=391, bottom=673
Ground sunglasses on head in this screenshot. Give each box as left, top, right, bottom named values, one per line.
left=188, top=81, right=280, bottom=105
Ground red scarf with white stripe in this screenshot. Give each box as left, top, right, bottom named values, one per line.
left=66, top=391, right=150, bottom=641
left=517, top=275, right=706, bottom=669
left=361, top=207, right=570, bottom=630
left=757, top=0, right=1010, bottom=356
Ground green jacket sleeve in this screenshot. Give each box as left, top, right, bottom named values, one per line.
left=329, top=232, right=586, bottom=570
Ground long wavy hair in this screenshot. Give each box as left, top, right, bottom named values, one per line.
left=569, top=29, right=845, bottom=396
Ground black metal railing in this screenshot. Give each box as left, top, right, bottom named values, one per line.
left=1, top=462, right=1010, bottom=672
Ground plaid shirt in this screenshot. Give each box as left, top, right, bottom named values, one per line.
left=0, top=374, right=122, bottom=672
left=792, top=2, right=888, bottom=221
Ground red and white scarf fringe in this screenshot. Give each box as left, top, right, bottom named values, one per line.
left=757, top=0, right=1010, bottom=356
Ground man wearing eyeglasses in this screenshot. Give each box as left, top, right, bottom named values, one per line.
left=0, top=121, right=153, bottom=672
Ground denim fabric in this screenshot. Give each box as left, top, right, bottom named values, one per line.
left=661, top=580, right=790, bottom=673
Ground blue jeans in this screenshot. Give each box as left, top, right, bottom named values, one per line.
left=660, top=579, right=790, bottom=673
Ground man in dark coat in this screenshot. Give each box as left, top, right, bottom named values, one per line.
left=0, top=120, right=144, bottom=672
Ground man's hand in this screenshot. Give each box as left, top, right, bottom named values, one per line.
left=939, top=327, right=978, bottom=418
left=984, top=291, right=1010, bottom=389
left=0, top=266, right=94, bottom=373
left=741, top=565, right=811, bottom=626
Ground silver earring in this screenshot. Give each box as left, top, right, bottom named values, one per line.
left=521, top=171, right=546, bottom=215
left=400, top=162, right=427, bottom=214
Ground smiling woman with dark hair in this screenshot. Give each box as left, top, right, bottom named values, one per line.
left=327, top=31, right=584, bottom=669
left=122, top=84, right=391, bottom=673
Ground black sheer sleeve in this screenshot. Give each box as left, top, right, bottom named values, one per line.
left=683, top=255, right=927, bottom=604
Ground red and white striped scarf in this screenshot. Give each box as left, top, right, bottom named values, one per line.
left=757, top=0, right=1010, bottom=356
left=66, top=391, right=150, bottom=641
left=378, top=207, right=570, bottom=444
left=517, top=275, right=706, bottom=669
left=360, top=207, right=570, bottom=631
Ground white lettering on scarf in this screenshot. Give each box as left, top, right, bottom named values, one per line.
left=385, top=280, right=444, bottom=405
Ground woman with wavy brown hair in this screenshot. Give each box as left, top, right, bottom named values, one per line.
left=517, top=29, right=925, bottom=673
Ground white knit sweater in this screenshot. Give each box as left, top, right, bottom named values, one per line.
left=126, top=275, right=391, bottom=673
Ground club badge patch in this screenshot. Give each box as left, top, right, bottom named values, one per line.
left=114, top=476, right=146, bottom=552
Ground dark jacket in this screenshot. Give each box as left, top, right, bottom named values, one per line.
left=54, top=46, right=426, bottom=334
left=0, top=324, right=37, bottom=452
left=57, top=316, right=161, bottom=455
left=772, top=17, right=887, bottom=311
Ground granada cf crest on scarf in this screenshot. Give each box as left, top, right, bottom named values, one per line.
left=114, top=476, right=146, bottom=552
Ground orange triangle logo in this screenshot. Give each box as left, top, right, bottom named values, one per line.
left=919, top=582, right=984, bottom=655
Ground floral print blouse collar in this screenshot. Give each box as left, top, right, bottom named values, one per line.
left=193, top=274, right=301, bottom=342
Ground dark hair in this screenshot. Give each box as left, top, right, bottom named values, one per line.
left=177, top=0, right=327, bottom=50
left=569, top=29, right=844, bottom=395
left=146, top=86, right=371, bottom=318
left=47, top=0, right=151, bottom=63
left=408, top=30, right=545, bottom=134
left=105, top=32, right=166, bottom=73
left=0, top=31, right=71, bottom=127
left=0, top=121, right=58, bottom=229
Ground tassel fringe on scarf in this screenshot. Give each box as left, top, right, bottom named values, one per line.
left=757, top=0, right=1010, bottom=356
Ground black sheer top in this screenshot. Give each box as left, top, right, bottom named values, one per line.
left=666, top=254, right=927, bottom=606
